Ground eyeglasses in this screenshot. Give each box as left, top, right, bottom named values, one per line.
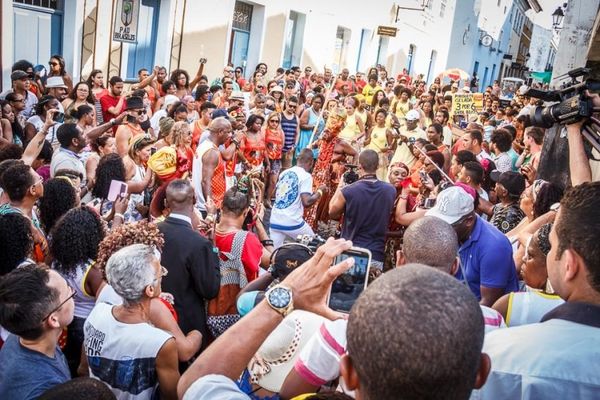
left=270, top=119, right=280, bottom=123
left=287, top=104, right=297, bottom=109
left=41, top=285, right=76, bottom=322
left=11, top=98, right=25, bottom=103
left=134, top=109, right=147, bottom=115
left=152, top=265, right=169, bottom=284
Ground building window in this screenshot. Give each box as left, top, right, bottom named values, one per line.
left=333, top=26, right=351, bottom=74
left=282, top=11, right=306, bottom=69
left=440, top=3, right=445, bottom=17
left=407, top=44, right=416, bottom=75
left=229, top=1, right=253, bottom=69
left=13, top=0, right=60, bottom=9
left=497, top=0, right=501, bottom=6
left=426, top=50, right=437, bottom=82
left=428, top=0, right=433, bottom=9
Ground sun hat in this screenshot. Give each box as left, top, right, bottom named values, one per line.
left=426, top=186, right=475, bottom=225
left=248, top=310, right=326, bottom=392
left=45, top=76, right=67, bottom=89
left=269, top=85, right=284, bottom=94
left=231, top=91, right=245, bottom=101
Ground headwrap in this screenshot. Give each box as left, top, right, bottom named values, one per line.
left=158, top=117, right=175, bottom=138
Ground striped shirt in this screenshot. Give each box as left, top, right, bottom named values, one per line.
left=280, top=112, right=298, bottom=151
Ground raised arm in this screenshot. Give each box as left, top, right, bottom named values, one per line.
left=22, top=110, right=58, bottom=165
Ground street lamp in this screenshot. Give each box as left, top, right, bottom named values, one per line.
left=394, top=0, right=431, bottom=23
left=552, top=5, right=565, bottom=31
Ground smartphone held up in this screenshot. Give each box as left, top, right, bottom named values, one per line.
left=328, top=247, right=372, bottom=313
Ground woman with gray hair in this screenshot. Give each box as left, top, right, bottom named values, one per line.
left=83, top=244, right=180, bottom=400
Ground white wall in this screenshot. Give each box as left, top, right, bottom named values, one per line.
left=552, top=0, right=600, bottom=85
left=527, top=23, right=553, bottom=72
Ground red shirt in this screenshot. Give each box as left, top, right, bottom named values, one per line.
left=100, top=93, right=125, bottom=133
left=215, top=231, right=262, bottom=282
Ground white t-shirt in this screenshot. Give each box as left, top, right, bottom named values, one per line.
left=269, top=166, right=313, bottom=229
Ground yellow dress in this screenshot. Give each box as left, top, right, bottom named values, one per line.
left=366, top=126, right=390, bottom=181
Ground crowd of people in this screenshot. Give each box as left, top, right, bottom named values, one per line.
left=0, top=54, right=599, bottom=400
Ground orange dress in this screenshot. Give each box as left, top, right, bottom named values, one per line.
left=264, top=128, right=284, bottom=160
left=241, top=132, right=266, bottom=168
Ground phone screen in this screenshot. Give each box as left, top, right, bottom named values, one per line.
left=328, top=249, right=371, bottom=313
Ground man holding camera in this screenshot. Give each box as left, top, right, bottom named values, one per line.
left=329, top=149, right=396, bottom=270
left=390, top=109, right=427, bottom=168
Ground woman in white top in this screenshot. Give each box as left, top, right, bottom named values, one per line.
left=24, top=95, right=63, bottom=148
left=50, top=206, right=106, bottom=376
left=493, top=223, right=564, bottom=326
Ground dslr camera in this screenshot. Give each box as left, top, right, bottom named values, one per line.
left=526, top=68, right=599, bottom=128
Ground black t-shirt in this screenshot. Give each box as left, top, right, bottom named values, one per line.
left=341, top=179, right=397, bottom=262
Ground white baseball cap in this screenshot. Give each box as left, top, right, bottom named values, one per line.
left=406, top=110, right=420, bottom=121
left=426, top=186, right=474, bottom=225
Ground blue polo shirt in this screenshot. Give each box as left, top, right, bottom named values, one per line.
left=457, top=215, right=518, bottom=300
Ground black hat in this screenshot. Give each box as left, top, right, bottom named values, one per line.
left=269, top=243, right=313, bottom=280
left=11, top=70, right=29, bottom=81
left=126, top=96, right=144, bottom=110
left=491, top=170, right=526, bottom=198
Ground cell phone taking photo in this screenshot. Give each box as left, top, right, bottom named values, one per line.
left=328, top=247, right=372, bottom=313
left=53, top=111, right=65, bottom=123
left=107, top=180, right=128, bottom=202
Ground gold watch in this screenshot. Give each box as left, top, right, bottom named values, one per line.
left=265, top=285, right=294, bottom=317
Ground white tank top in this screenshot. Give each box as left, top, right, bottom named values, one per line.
left=506, top=290, right=565, bottom=327
left=57, top=259, right=96, bottom=318
left=84, top=302, right=172, bottom=400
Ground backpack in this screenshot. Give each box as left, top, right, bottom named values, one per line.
left=206, top=230, right=249, bottom=338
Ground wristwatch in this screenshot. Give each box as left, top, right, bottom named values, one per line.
left=265, top=285, right=294, bottom=317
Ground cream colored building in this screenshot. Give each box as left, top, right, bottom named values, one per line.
left=2, top=0, right=483, bottom=89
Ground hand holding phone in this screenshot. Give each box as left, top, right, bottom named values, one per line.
left=107, top=180, right=128, bottom=202
left=328, top=247, right=372, bottom=313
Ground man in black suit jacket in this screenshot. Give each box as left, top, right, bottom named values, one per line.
left=158, top=179, right=220, bottom=342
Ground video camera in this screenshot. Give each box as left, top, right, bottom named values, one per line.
left=342, top=164, right=360, bottom=185
left=526, top=68, right=600, bottom=153
left=526, top=68, right=599, bottom=127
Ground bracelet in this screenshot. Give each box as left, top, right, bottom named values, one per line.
left=110, top=118, right=116, bottom=126
left=114, top=213, right=125, bottom=220
left=261, top=239, right=274, bottom=247
left=400, top=195, right=408, bottom=200
left=316, top=189, right=323, bottom=197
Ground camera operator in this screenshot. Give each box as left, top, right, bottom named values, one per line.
left=329, top=149, right=396, bottom=270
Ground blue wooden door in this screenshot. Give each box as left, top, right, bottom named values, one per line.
left=126, top=0, right=160, bottom=80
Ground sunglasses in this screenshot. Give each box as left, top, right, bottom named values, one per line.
left=11, top=98, right=25, bottom=103
left=41, top=285, right=76, bottom=322
left=270, top=119, right=280, bottom=123
left=451, top=214, right=472, bottom=227
left=134, top=109, right=147, bottom=115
